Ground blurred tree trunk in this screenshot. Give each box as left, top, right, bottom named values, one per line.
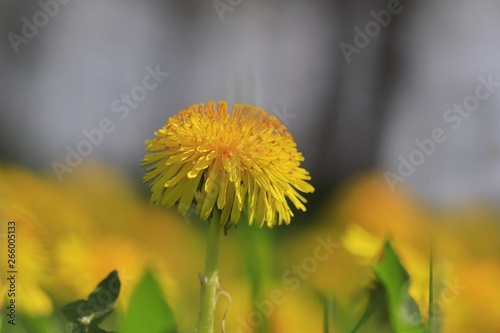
left=313, top=0, right=403, bottom=198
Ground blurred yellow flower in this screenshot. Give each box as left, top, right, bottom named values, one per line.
left=342, top=223, right=430, bottom=315
left=444, top=261, right=500, bottom=333
left=268, top=290, right=325, bottom=333
left=142, top=100, right=314, bottom=227
left=330, top=173, right=432, bottom=317
left=342, top=224, right=383, bottom=262
left=53, top=233, right=147, bottom=308
left=0, top=201, right=53, bottom=316
left=0, top=162, right=205, bottom=329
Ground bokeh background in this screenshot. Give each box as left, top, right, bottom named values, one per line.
left=1, top=1, right=500, bottom=332
left=2, top=0, right=500, bottom=206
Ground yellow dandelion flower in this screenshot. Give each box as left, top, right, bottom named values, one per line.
left=142, top=100, right=314, bottom=227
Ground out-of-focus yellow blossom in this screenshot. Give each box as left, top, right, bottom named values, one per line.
left=268, top=290, right=325, bottom=333
left=53, top=233, right=147, bottom=308
left=51, top=162, right=206, bottom=332
left=342, top=223, right=431, bottom=316
left=334, top=173, right=430, bottom=241
left=280, top=177, right=370, bottom=302
left=0, top=164, right=91, bottom=236
left=0, top=162, right=205, bottom=330
left=443, top=261, right=500, bottom=333
left=279, top=172, right=432, bottom=330
left=342, top=223, right=384, bottom=262
left=0, top=164, right=62, bottom=316
left=0, top=201, right=53, bottom=316
left=142, top=100, right=314, bottom=227
left=334, top=174, right=432, bottom=311
left=430, top=206, right=500, bottom=263
left=336, top=174, right=500, bottom=332
left=428, top=208, right=500, bottom=333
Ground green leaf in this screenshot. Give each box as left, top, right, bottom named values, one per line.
left=89, top=327, right=114, bottom=333
left=63, top=324, right=113, bottom=333
left=121, top=270, right=177, bottom=333
left=373, top=241, right=425, bottom=333
left=86, top=270, right=121, bottom=327
left=61, top=270, right=120, bottom=330
left=61, top=300, right=91, bottom=324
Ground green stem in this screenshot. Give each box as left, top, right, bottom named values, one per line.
left=428, top=246, right=434, bottom=333
left=198, top=211, right=222, bottom=333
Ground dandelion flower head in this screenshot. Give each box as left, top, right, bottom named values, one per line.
left=142, top=101, right=314, bottom=228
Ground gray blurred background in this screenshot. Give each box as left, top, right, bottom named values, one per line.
left=1, top=0, right=500, bottom=210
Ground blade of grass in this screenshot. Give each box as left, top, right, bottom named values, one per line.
left=350, top=294, right=383, bottom=333
left=428, top=247, right=434, bottom=333
left=323, top=293, right=336, bottom=333
left=323, top=298, right=329, bottom=333
left=428, top=244, right=441, bottom=333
